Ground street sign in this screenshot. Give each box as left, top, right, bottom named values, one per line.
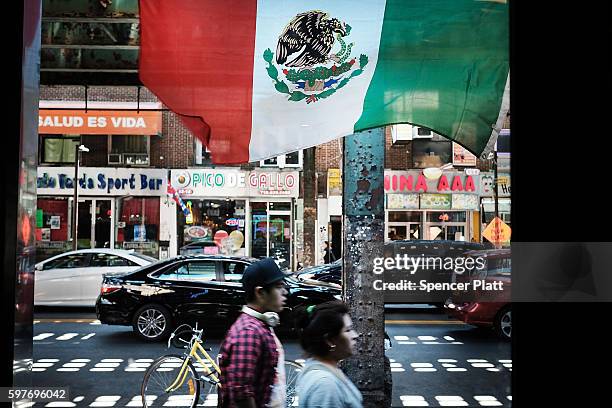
left=483, top=217, right=511, bottom=245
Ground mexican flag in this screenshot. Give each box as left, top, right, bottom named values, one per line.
left=139, top=0, right=509, bottom=164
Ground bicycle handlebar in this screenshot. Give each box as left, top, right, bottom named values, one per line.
left=167, top=324, right=204, bottom=349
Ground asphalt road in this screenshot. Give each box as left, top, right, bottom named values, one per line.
left=29, top=306, right=511, bottom=407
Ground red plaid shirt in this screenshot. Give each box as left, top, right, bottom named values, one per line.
left=218, top=313, right=280, bottom=408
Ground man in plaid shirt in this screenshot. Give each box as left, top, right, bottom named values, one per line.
left=218, top=258, right=288, bottom=408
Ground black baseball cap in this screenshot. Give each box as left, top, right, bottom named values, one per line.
left=241, top=258, right=286, bottom=291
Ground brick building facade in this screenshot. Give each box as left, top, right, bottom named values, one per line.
left=39, top=85, right=195, bottom=169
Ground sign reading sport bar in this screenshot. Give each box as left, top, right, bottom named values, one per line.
left=38, top=109, right=162, bottom=135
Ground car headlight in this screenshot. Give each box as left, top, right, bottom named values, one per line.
left=334, top=294, right=342, bottom=301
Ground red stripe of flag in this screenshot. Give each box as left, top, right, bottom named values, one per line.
left=139, top=0, right=257, bottom=164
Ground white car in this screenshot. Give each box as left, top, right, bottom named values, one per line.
left=35, top=249, right=156, bottom=307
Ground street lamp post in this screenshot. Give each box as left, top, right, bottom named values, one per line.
left=72, top=144, right=89, bottom=250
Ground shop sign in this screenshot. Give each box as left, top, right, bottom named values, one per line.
left=37, top=167, right=167, bottom=196
left=171, top=169, right=299, bottom=198
left=386, top=193, right=419, bottom=209
left=123, top=242, right=156, bottom=251
left=225, top=218, right=240, bottom=226
left=420, top=194, right=452, bottom=210
left=328, top=168, right=342, bottom=196
left=452, top=194, right=480, bottom=210
left=385, top=170, right=479, bottom=195
left=480, top=172, right=511, bottom=197
left=38, top=110, right=162, bottom=135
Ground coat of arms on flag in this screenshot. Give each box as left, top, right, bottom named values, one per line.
left=264, top=10, right=368, bottom=104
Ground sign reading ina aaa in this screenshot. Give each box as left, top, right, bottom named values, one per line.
left=483, top=217, right=511, bottom=245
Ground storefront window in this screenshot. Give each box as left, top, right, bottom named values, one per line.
left=388, top=211, right=422, bottom=223
left=427, top=211, right=467, bottom=223
left=177, top=199, right=246, bottom=256
left=115, top=197, right=160, bottom=258
left=36, top=197, right=72, bottom=262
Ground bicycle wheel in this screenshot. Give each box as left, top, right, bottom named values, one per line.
left=284, top=360, right=303, bottom=407
left=141, top=355, right=200, bottom=408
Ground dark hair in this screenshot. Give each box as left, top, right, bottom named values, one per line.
left=294, top=301, right=350, bottom=357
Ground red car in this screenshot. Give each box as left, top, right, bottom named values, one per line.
left=444, top=248, right=511, bottom=340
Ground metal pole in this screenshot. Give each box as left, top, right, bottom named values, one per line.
left=342, top=127, right=386, bottom=407
left=72, top=144, right=80, bottom=250
left=493, top=148, right=500, bottom=248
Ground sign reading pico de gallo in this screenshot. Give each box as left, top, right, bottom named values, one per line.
left=38, top=110, right=162, bottom=135
left=170, top=169, right=299, bottom=198
left=384, top=170, right=479, bottom=194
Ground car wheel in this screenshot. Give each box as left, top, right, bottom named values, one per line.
left=494, top=306, right=511, bottom=341
left=132, top=304, right=173, bottom=342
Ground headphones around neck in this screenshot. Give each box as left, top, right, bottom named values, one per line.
left=242, top=306, right=280, bottom=327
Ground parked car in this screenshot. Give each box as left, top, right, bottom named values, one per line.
left=96, top=254, right=341, bottom=341
left=444, top=248, right=511, bottom=340
left=35, top=249, right=156, bottom=307
left=295, top=259, right=341, bottom=286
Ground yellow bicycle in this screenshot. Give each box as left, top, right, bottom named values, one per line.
left=141, top=323, right=303, bottom=407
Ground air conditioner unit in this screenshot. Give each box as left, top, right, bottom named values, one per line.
left=108, top=153, right=122, bottom=164
left=412, top=126, right=434, bottom=139
left=391, top=124, right=412, bottom=143
left=124, top=153, right=149, bottom=165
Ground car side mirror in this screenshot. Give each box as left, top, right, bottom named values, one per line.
left=35, top=264, right=43, bottom=272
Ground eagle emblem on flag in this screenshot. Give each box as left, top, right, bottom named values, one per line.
left=263, top=10, right=368, bottom=104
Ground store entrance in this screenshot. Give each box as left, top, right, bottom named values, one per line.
left=250, top=201, right=293, bottom=270
left=76, top=199, right=112, bottom=249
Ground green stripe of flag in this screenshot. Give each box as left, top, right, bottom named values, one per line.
left=355, top=0, right=509, bottom=155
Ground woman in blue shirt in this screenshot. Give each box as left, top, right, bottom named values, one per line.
left=295, top=301, right=362, bottom=408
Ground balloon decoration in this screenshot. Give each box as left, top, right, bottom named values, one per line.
left=229, top=230, right=245, bottom=251
left=214, top=230, right=229, bottom=247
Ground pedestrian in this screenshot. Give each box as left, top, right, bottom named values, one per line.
left=217, top=258, right=288, bottom=408
left=295, top=301, right=362, bottom=408
left=323, top=241, right=336, bottom=264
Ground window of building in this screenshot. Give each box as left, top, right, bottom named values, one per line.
left=260, top=150, right=303, bottom=168
left=115, top=197, right=160, bottom=258
left=109, top=135, right=150, bottom=166
left=194, top=138, right=213, bottom=165
left=40, top=135, right=79, bottom=164
left=36, top=197, right=72, bottom=263
left=412, top=140, right=452, bottom=168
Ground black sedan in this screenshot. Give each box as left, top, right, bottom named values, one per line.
left=96, top=255, right=341, bottom=341
left=295, top=259, right=342, bottom=286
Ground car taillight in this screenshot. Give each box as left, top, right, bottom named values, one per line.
left=101, top=283, right=122, bottom=295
